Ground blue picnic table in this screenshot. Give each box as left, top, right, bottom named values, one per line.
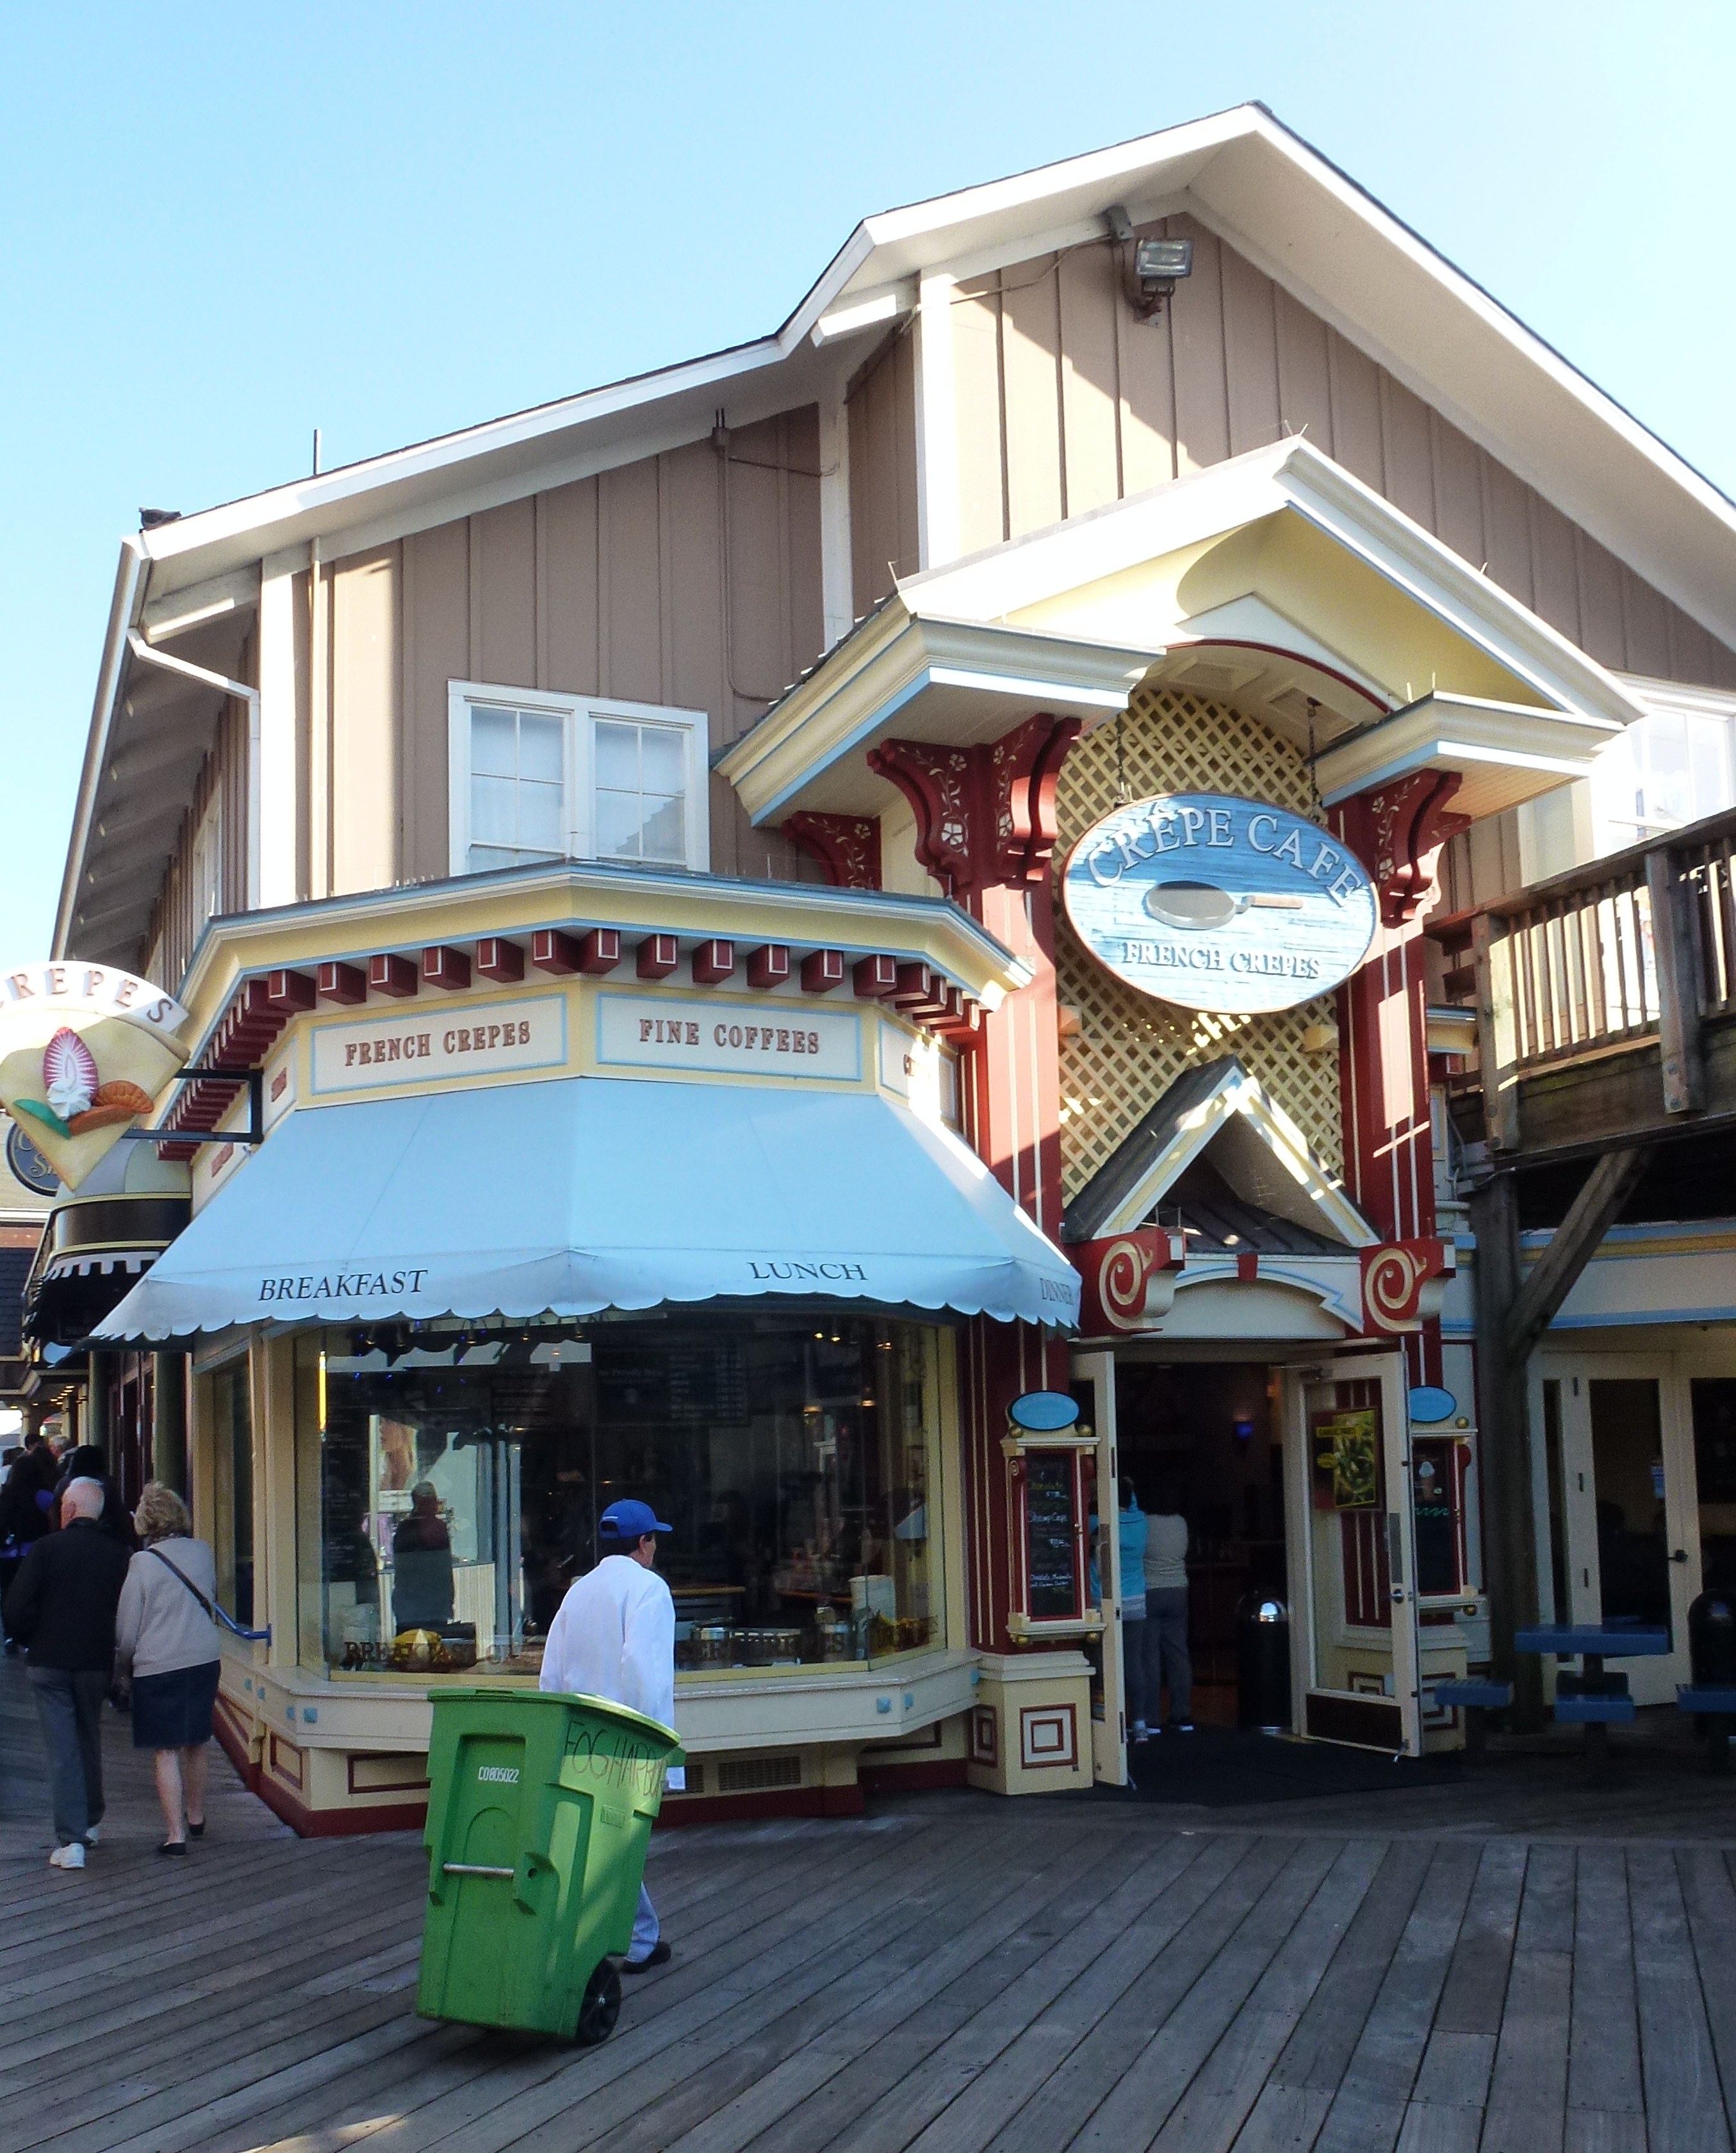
left=1514, top=1623, right=1671, bottom=1758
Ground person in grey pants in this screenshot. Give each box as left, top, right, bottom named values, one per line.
left=1, top=1478, right=131, bottom=1867
left=1142, top=1486, right=1193, bottom=1731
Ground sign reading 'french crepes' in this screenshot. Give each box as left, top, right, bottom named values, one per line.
left=310, top=995, right=568, bottom=1094
left=1061, top=792, right=1378, bottom=1014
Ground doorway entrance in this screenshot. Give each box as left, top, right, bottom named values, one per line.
left=1282, top=1352, right=1429, bottom=1754
left=1071, top=1350, right=1290, bottom=1784
left=1539, top=1352, right=1706, bottom=1701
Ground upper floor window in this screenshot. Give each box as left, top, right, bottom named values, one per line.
left=448, top=684, right=709, bottom=879
left=1590, top=698, right=1735, bottom=855
left=192, top=791, right=224, bottom=924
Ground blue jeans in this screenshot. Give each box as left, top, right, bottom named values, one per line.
left=28, top=1666, right=108, bottom=1846
left=1145, top=1586, right=1192, bottom=1724
left=628, top=1883, right=659, bottom=1962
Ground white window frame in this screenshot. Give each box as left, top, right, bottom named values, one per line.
left=191, top=790, right=224, bottom=926
left=447, top=682, right=710, bottom=878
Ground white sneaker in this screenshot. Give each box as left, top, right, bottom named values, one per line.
left=83, top=1823, right=100, bottom=1846
left=49, top=1842, right=85, bottom=1869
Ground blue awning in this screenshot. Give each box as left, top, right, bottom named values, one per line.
left=95, top=1076, right=1079, bottom=1338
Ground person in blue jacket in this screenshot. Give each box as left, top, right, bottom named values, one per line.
left=1116, top=1479, right=1152, bottom=1742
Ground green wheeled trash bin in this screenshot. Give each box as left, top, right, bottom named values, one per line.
left=416, top=1687, right=683, bottom=2045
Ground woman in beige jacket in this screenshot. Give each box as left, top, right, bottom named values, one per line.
left=113, top=1483, right=222, bottom=1854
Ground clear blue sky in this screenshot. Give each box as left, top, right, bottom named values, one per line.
left=4, top=3, right=1733, bottom=962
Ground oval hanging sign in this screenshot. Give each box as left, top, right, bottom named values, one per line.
left=1008, top=1391, right=1082, bottom=1433
left=1061, top=792, right=1378, bottom=1015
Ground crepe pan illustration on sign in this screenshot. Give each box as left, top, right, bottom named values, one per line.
left=1143, top=881, right=1305, bottom=931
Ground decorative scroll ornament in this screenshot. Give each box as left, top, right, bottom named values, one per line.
left=1070, top=1227, right=1187, bottom=1334
left=782, top=812, right=882, bottom=890
left=866, top=714, right=1081, bottom=899
left=1359, top=1238, right=1454, bottom=1332
left=0, top=965, right=189, bottom=1191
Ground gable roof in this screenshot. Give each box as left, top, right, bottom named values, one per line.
left=61, top=106, right=1736, bottom=960
left=719, top=437, right=1636, bottom=826
left=130, top=104, right=1736, bottom=644
left=1059, top=1056, right=1376, bottom=1250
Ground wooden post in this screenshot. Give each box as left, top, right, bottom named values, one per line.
left=1646, top=846, right=1705, bottom=1115
left=1471, top=912, right=1520, bottom=1151
left=1471, top=1172, right=1543, bottom=1727
left=1474, top=1145, right=1653, bottom=1732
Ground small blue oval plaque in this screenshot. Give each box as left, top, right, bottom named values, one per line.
left=1008, top=1390, right=1081, bottom=1433
left=1407, top=1385, right=1457, bottom=1425
left=1061, top=791, right=1378, bottom=1014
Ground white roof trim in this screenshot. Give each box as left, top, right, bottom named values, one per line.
left=903, top=438, right=1646, bottom=735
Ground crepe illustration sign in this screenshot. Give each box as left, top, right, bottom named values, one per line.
left=0, top=965, right=190, bottom=1190
left=1061, top=792, right=1378, bottom=1015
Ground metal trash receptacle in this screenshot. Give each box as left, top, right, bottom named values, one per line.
left=416, top=1687, right=683, bottom=2045
left=1236, top=1592, right=1292, bottom=1733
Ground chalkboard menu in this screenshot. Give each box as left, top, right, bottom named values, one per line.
left=597, top=1343, right=748, bottom=1425
left=1025, top=1452, right=1079, bottom=1619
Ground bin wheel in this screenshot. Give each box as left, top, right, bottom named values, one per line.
left=573, top=1958, right=622, bottom=2046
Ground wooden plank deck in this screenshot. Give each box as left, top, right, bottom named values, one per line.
left=6, top=1664, right=1736, bottom=2152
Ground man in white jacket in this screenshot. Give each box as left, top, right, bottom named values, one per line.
left=539, top=1498, right=683, bottom=1970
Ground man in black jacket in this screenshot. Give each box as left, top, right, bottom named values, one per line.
left=3, top=1477, right=131, bottom=1869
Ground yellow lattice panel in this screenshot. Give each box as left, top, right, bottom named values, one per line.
left=1053, top=685, right=1345, bottom=1202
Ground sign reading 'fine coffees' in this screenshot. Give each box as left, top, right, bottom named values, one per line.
left=1061, top=792, right=1378, bottom=1014
left=596, top=995, right=862, bottom=1081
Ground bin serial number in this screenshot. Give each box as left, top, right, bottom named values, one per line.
left=477, top=1765, right=521, bottom=1783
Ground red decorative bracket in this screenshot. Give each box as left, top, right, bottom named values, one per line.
left=783, top=813, right=881, bottom=890
left=865, top=714, right=1081, bottom=899
left=1341, top=771, right=1471, bottom=929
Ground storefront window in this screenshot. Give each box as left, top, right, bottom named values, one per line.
left=209, top=1360, right=253, bottom=1626
left=293, top=1313, right=945, bottom=1680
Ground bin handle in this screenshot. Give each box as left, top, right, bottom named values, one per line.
left=441, top=1862, right=514, bottom=1878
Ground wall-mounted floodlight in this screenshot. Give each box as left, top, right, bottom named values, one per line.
left=1133, top=236, right=1193, bottom=318
left=1104, top=205, right=1193, bottom=321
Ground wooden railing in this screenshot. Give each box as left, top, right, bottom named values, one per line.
left=1431, top=804, right=1736, bottom=1149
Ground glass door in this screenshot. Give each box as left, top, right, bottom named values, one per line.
left=1285, top=1352, right=1421, bottom=1753
left=1071, top=1349, right=1126, bottom=1787
left=1542, top=1355, right=1692, bottom=1703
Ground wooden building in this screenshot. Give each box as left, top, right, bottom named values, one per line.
left=38, top=107, right=1736, bottom=1828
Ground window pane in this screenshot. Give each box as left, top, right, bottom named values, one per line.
left=471, top=706, right=518, bottom=778
left=468, top=844, right=520, bottom=873
left=518, top=780, right=564, bottom=855
left=639, top=793, right=687, bottom=864
left=640, top=724, right=685, bottom=797
left=471, top=773, right=518, bottom=847
left=297, top=1317, right=943, bottom=1676
left=594, top=789, right=644, bottom=860
left=594, top=719, right=639, bottom=791
left=519, top=713, right=564, bottom=785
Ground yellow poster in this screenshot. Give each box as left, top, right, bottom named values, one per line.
left=1314, top=1409, right=1379, bottom=1509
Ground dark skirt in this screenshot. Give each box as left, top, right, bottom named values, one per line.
left=131, top=1660, right=221, bottom=1749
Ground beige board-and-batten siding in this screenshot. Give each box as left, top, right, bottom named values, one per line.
left=302, top=407, right=830, bottom=903
left=946, top=214, right=1736, bottom=694
left=1052, top=684, right=1343, bottom=1202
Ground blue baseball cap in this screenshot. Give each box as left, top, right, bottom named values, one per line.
left=600, top=1498, right=673, bottom=1541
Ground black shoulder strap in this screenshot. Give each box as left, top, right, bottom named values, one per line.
left=147, top=1544, right=217, bottom=1621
